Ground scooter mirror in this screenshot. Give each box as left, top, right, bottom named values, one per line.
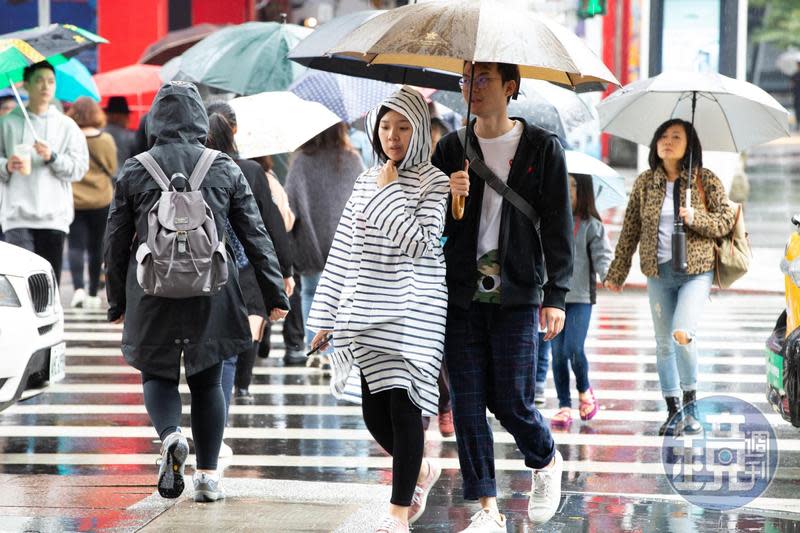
left=792, top=214, right=800, bottom=228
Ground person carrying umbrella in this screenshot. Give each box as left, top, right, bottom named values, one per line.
left=432, top=61, right=572, bottom=531
left=307, top=86, right=450, bottom=533
left=0, top=61, right=89, bottom=283
left=603, top=119, right=735, bottom=436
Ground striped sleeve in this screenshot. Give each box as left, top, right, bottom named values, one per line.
left=307, top=194, right=357, bottom=332
left=362, top=168, right=449, bottom=260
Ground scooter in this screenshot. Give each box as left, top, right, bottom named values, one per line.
left=766, top=215, right=800, bottom=427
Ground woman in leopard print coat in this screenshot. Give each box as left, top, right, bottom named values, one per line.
left=604, top=119, right=735, bottom=437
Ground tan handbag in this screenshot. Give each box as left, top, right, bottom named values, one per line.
left=696, top=175, right=751, bottom=288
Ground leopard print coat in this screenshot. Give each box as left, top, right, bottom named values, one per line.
left=605, top=167, right=735, bottom=285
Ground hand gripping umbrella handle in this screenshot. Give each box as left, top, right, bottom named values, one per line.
left=452, top=195, right=465, bottom=220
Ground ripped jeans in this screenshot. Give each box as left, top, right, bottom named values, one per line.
left=646, top=262, right=713, bottom=398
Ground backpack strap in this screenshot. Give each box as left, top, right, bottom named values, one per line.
left=457, top=126, right=540, bottom=227
left=188, top=148, right=220, bottom=191
left=134, top=152, right=170, bottom=192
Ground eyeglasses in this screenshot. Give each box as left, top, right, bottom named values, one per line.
left=458, top=75, right=498, bottom=90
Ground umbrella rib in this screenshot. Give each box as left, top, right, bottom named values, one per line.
left=705, top=92, right=738, bottom=152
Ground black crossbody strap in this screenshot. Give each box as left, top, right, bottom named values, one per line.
left=457, top=127, right=539, bottom=227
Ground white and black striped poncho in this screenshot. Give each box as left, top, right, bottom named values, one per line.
left=306, top=86, right=450, bottom=416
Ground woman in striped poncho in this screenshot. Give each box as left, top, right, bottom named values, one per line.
left=308, top=87, right=449, bottom=533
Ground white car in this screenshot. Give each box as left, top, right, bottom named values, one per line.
left=0, top=241, right=65, bottom=411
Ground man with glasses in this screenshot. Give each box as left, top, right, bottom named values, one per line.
left=432, top=62, right=573, bottom=531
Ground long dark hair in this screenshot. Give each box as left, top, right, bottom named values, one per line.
left=206, top=112, right=237, bottom=157
left=648, top=118, right=703, bottom=173
left=572, top=173, right=601, bottom=221
left=371, top=106, right=392, bottom=162
left=300, top=121, right=353, bottom=171
left=206, top=101, right=237, bottom=129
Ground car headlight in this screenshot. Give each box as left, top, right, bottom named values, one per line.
left=781, top=257, right=800, bottom=288
left=0, top=275, right=20, bottom=307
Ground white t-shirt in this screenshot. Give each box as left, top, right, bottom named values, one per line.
left=475, top=121, right=524, bottom=259
left=657, top=180, right=675, bottom=264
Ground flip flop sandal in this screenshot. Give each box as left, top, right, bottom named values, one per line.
left=550, top=407, right=573, bottom=429
left=579, top=388, right=599, bottom=421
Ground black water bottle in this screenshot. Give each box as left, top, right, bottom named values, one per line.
left=672, top=221, right=688, bottom=273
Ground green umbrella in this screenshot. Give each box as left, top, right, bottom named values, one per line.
left=0, top=24, right=107, bottom=140
left=178, top=21, right=311, bottom=95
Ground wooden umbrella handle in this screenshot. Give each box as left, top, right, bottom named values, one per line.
left=452, top=195, right=465, bottom=220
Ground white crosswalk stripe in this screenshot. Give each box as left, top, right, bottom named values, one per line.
left=5, top=292, right=798, bottom=515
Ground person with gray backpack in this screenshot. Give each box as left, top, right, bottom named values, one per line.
left=104, top=81, right=289, bottom=503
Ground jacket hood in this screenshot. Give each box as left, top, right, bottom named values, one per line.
left=147, top=81, right=208, bottom=147
left=365, top=86, right=431, bottom=170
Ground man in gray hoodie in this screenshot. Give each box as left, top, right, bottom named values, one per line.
left=0, top=61, right=89, bottom=282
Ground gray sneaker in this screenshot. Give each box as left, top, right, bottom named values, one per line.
left=157, top=431, right=189, bottom=499
left=193, top=471, right=225, bottom=502
left=534, top=381, right=546, bottom=406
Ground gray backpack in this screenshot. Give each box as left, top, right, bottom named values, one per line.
left=133, top=148, right=229, bottom=298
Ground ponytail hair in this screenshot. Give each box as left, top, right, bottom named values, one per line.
left=206, top=112, right=238, bottom=157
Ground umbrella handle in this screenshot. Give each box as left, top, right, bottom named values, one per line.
left=452, top=195, right=465, bottom=220
left=7, top=75, right=39, bottom=144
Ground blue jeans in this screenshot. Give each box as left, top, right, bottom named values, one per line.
left=301, top=271, right=322, bottom=347
left=445, top=302, right=555, bottom=500
left=550, top=303, right=593, bottom=408
left=647, top=262, right=713, bottom=398
left=536, top=332, right=550, bottom=385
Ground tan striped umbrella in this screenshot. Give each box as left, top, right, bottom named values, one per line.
left=329, top=0, right=618, bottom=91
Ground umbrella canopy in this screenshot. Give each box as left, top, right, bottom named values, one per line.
left=139, top=23, right=220, bottom=65
left=597, top=70, right=790, bottom=152
left=179, top=22, right=311, bottom=95
left=329, top=0, right=618, bottom=91
left=776, top=49, right=800, bottom=77
left=228, top=91, right=341, bottom=159
left=55, top=57, right=99, bottom=102
left=94, top=64, right=163, bottom=130
left=289, top=70, right=397, bottom=124
left=564, top=150, right=626, bottom=212
left=432, top=79, right=594, bottom=141
left=288, top=10, right=461, bottom=91
left=0, top=24, right=107, bottom=88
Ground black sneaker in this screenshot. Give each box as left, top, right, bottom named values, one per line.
left=234, top=387, right=254, bottom=404
left=283, top=348, right=306, bottom=366
left=157, top=432, right=189, bottom=498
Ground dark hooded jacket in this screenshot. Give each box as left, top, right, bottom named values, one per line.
left=104, top=82, right=289, bottom=380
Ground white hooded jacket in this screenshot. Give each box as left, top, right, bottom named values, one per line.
left=307, top=87, right=450, bottom=416
left=0, top=105, right=89, bottom=233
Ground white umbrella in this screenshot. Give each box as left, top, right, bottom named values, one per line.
left=228, top=91, right=341, bottom=159
left=776, top=49, right=800, bottom=76
left=564, top=150, right=626, bottom=211
left=597, top=71, right=790, bottom=153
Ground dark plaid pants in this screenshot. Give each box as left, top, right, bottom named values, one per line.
left=445, top=302, right=555, bottom=500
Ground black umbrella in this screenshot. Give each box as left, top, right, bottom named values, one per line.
left=288, top=10, right=461, bottom=91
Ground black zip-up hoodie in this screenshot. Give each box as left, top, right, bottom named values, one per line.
left=431, top=118, right=573, bottom=311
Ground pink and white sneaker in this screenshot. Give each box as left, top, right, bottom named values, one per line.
left=375, top=515, right=409, bottom=533
left=408, top=458, right=441, bottom=523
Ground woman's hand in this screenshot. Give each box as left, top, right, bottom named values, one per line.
left=310, top=329, right=333, bottom=352
left=283, top=276, right=295, bottom=298
left=679, top=206, right=695, bottom=226
left=604, top=280, right=623, bottom=293
left=377, top=160, right=398, bottom=188
left=269, top=308, right=289, bottom=321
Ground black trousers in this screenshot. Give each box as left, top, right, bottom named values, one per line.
left=4, top=228, right=66, bottom=284
left=360, top=372, right=424, bottom=506
left=68, top=206, right=109, bottom=295
left=142, top=363, right=225, bottom=470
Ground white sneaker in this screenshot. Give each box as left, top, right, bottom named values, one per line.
left=527, top=450, right=563, bottom=525
left=70, top=288, right=86, bottom=308
left=193, top=470, right=225, bottom=502
left=218, top=441, right=233, bottom=459
left=457, top=509, right=506, bottom=532
left=84, top=295, right=103, bottom=309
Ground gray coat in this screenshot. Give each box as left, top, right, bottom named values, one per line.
left=104, top=82, right=289, bottom=380
left=566, top=217, right=612, bottom=305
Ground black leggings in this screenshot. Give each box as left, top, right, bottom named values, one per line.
left=360, top=372, right=424, bottom=507
left=68, top=206, right=109, bottom=295
left=142, top=362, right=225, bottom=470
